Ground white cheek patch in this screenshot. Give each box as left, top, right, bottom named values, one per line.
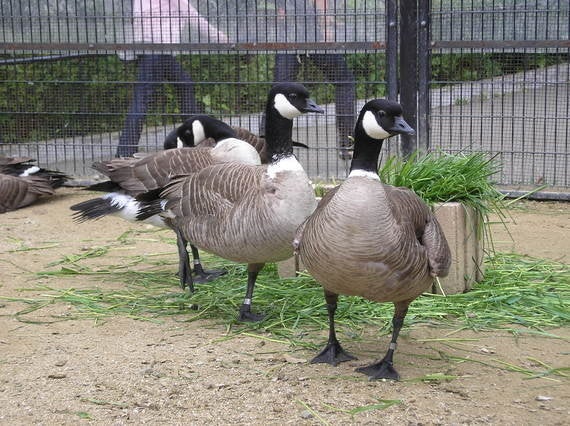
left=176, top=137, right=184, bottom=148
left=362, top=110, right=391, bottom=139
left=192, top=120, right=206, bottom=143
left=274, top=93, right=302, bottom=119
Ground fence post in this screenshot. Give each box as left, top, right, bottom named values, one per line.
left=417, top=0, right=431, bottom=153
left=399, top=0, right=418, bottom=158
left=386, top=0, right=399, bottom=101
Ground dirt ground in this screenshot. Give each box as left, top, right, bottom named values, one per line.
left=0, top=188, right=568, bottom=425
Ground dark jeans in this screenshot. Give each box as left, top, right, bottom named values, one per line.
left=117, top=55, right=200, bottom=157
left=274, top=53, right=356, bottom=148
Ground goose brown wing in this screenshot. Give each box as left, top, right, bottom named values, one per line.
left=0, top=156, right=34, bottom=167
left=384, top=185, right=451, bottom=277
left=0, top=174, right=55, bottom=212
left=161, top=163, right=266, bottom=218
left=93, top=147, right=215, bottom=195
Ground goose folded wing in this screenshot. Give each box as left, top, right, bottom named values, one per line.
left=93, top=148, right=214, bottom=195
left=385, top=185, right=451, bottom=277
left=421, top=218, right=452, bottom=277
left=161, top=162, right=266, bottom=219
left=0, top=174, right=56, bottom=213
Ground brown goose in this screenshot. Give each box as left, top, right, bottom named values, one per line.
left=0, top=156, right=68, bottom=213
left=294, top=99, right=451, bottom=380
left=70, top=116, right=261, bottom=288
left=139, top=82, right=324, bottom=321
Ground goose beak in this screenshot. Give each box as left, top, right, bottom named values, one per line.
left=302, top=99, right=325, bottom=114
left=390, top=116, right=415, bottom=135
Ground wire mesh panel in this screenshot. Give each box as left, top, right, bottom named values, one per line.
left=429, top=0, right=570, bottom=191
left=0, top=0, right=392, bottom=183
left=1, top=0, right=568, bottom=192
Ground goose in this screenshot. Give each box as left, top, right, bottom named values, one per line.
left=293, top=99, right=451, bottom=380
left=70, top=116, right=261, bottom=288
left=137, top=82, right=324, bottom=321
left=164, top=123, right=309, bottom=164
left=0, top=156, right=69, bottom=213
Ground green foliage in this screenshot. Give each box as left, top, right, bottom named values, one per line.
left=0, top=51, right=565, bottom=143
left=431, top=52, right=565, bottom=84
left=0, top=55, right=130, bottom=142
left=347, top=53, right=387, bottom=99
left=379, top=151, right=505, bottom=236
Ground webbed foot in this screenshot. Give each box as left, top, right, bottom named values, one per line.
left=356, top=358, right=400, bottom=381
left=311, top=340, right=356, bottom=366
left=193, top=268, right=227, bottom=284
left=238, top=305, right=265, bottom=322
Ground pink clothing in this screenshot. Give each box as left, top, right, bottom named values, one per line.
left=132, top=0, right=227, bottom=43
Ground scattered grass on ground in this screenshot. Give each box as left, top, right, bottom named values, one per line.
left=2, top=244, right=568, bottom=348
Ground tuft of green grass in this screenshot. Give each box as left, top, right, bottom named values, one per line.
left=379, top=151, right=506, bottom=237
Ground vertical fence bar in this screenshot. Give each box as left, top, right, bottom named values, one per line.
left=399, top=0, right=418, bottom=157
left=386, top=0, right=398, bottom=101
left=417, top=0, right=430, bottom=152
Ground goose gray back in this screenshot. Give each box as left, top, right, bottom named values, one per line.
left=159, top=82, right=324, bottom=321
left=295, top=98, right=451, bottom=380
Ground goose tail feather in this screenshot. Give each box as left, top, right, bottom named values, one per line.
left=69, top=197, right=121, bottom=222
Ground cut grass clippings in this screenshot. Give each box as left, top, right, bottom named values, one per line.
left=379, top=151, right=504, bottom=214
left=2, top=250, right=568, bottom=346
left=379, top=151, right=506, bottom=240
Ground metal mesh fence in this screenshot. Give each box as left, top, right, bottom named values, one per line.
left=0, top=0, right=392, bottom=183
left=428, top=0, right=569, bottom=191
left=0, top=0, right=568, bottom=193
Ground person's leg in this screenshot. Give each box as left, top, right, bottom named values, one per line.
left=274, top=53, right=300, bottom=82
left=162, top=55, right=202, bottom=117
left=116, top=55, right=161, bottom=157
left=311, top=54, right=356, bottom=159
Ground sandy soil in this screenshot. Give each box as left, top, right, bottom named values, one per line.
left=1, top=188, right=569, bottom=425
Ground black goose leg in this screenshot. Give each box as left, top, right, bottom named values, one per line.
left=356, top=301, right=409, bottom=380
left=311, top=290, right=356, bottom=365
left=190, top=245, right=227, bottom=284
left=175, top=228, right=194, bottom=293
left=238, top=263, right=265, bottom=322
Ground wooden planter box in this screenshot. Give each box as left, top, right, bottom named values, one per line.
left=431, top=202, right=485, bottom=294
left=277, top=202, right=485, bottom=295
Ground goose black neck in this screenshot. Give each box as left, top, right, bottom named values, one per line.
left=204, top=120, right=236, bottom=142
left=349, top=125, right=385, bottom=174
left=264, top=106, right=294, bottom=162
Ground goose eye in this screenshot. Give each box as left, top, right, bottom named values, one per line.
left=377, top=110, right=386, bottom=118
left=288, top=93, right=298, bottom=99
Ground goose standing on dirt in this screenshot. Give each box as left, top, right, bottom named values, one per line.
left=294, top=99, right=451, bottom=380
left=70, top=116, right=261, bottom=288
left=138, top=82, right=324, bottom=321
left=0, top=156, right=69, bottom=213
